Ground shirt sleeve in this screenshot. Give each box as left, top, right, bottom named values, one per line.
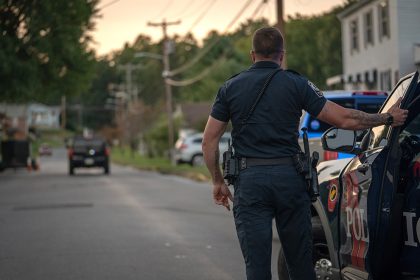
left=210, top=84, right=230, bottom=122
left=301, top=79, right=327, bottom=117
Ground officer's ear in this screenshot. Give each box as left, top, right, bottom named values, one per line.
left=250, top=50, right=256, bottom=63
left=279, top=50, right=285, bottom=65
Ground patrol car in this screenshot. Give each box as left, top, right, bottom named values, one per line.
left=299, top=90, right=387, bottom=162
left=278, top=71, right=420, bottom=280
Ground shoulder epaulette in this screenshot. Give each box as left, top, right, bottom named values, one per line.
left=285, top=69, right=302, bottom=76
left=226, top=71, right=242, bottom=81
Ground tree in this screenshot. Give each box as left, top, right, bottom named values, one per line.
left=0, top=0, right=99, bottom=103
left=68, top=58, right=120, bottom=131
left=286, top=2, right=356, bottom=88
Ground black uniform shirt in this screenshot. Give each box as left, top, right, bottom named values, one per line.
left=211, top=61, right=327, bottom=158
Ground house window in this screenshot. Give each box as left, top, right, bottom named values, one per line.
left=380, top=69, right=392, bottom=91
left=378, top=1, right=390, bottom=40
left=364, top=10, right=374, bottom=47
left=350, top=19, right=359, bottom=52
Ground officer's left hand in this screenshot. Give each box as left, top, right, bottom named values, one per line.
left=213, top=182, right=233, bottom=211
left=387, top=97, right=409, bottom=127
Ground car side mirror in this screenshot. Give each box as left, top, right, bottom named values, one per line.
left=321, top=127, right=357, bottom=153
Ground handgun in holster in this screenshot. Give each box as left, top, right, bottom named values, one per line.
left=293, top=127, right=320, bottom=202
left=222, top=139, right=239, bottom=185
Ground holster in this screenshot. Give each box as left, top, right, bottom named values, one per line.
left=293, top=152, right=319, bottom=202
left=222, top=150, right=239, bottom=185
left=293, top=152, right=310, bottom=175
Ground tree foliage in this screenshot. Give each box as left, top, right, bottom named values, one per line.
left=0, top=0, right=355, bottom=144
left=82, top=3, right=352, bottom=143
left=0, top=0, right=99, bottom=103
left=286, top=4, right=350, bottom=88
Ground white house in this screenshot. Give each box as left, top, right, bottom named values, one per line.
left=0, top=103, right=61, bottom=130
left=27, top=103, right=61, bottom=129
left=336, top=0, right=420, bottom=91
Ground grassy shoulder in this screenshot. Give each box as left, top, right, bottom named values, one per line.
left=111, top=147, right=211, bottom=182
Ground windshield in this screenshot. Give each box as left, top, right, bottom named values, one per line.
left=73, top=139, right=105, bottom=151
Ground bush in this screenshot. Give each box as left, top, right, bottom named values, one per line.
left=143, top=115, right=182, bottom=157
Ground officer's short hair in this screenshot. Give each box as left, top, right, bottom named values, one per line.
left=252, top=27, right=284, bottom=60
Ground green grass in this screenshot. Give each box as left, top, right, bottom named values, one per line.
left=111, top=147, right=211, bottom=182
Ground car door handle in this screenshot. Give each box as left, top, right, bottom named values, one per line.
left=357, top=163, right=370, bottom=174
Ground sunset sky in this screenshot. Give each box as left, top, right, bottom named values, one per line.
left=91, top=0, right=346, bottom=56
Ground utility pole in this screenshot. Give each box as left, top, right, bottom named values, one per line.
left=276, top=0, right=287, bottom=68
left=61, top=95, right=66, bottom=129
left=118, top=64, right=143, bottom=104
left=148, top=19, right=181, bottom=162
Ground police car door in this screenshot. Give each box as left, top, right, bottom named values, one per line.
left=338, top=72, right=420, bottom=279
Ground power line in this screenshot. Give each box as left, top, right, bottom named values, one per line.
left=169, top=0, right=256, bottom=76
left=151, top=0, right=175, bottom=20
left=251, top=0, right=267, bottom=19
left=223, top=0, right=255, bottom=32
left=167, top=0, right=198, bottom=19
left=259, top=0, right=270, bottom=19
left=177, top=0, right=210, bottom=19
left=99, top=0, right=121, bottom=10
left=186, top=0, right=218, bottom=33
left=166, top=0, right=271, bottom=87
left=166, top=57, right=226, bottom=87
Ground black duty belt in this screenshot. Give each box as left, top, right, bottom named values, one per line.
left=239, top=157, right=294, bottom=170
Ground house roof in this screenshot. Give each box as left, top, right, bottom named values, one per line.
left=0, top=103, right=60, bottom=119
left=337, top=0, right=375, bottom=19
left=0, top=104, right=27, bottom=118
left=28, top=103, right=60, bottom=111
left=180, top=102, right=212, bottom=127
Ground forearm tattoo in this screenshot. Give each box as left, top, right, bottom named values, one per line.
left=349, top=109, right=386, bottom=129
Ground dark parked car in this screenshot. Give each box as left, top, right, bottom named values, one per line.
left=278, top=72, right=420, bottom=280
left=67, top=137, right=110, bottom=175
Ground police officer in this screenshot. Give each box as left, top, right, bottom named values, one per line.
left=202, top=27, right=408, bottom=280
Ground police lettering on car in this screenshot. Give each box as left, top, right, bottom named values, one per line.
left=202, top=27, right=408, bottom=280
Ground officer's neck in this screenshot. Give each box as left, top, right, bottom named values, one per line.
left=253, top=58, right=282, bottom=66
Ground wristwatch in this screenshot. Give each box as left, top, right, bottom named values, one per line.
left=385, top=113, right=394, bottom=126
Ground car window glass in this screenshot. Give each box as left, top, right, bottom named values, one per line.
left=192, top=138, right=202, bottom=144
left=333, top=98, right=355, bottom=108
left=74, top=139, right=104, bottom=150
left=357, top=101, right=384, bottom=113
left=370, top=76, right=414, bottom=148
left=220, top=137, right=229, bottom=143
left=402, top=114, right=420, bottom=137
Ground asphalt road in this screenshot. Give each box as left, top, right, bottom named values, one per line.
left=0, top=149, right=281, bottom=280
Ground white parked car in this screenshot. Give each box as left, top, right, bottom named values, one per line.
left=174, top=132, right=231, bottom=166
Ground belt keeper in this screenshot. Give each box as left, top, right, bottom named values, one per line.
left=240, top=158, right=247, bottom=170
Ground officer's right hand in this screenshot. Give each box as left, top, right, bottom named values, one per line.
left=213, top=182, right=233, bottom=211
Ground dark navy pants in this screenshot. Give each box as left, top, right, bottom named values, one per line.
left=233, top=164, right=316, bottom=280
